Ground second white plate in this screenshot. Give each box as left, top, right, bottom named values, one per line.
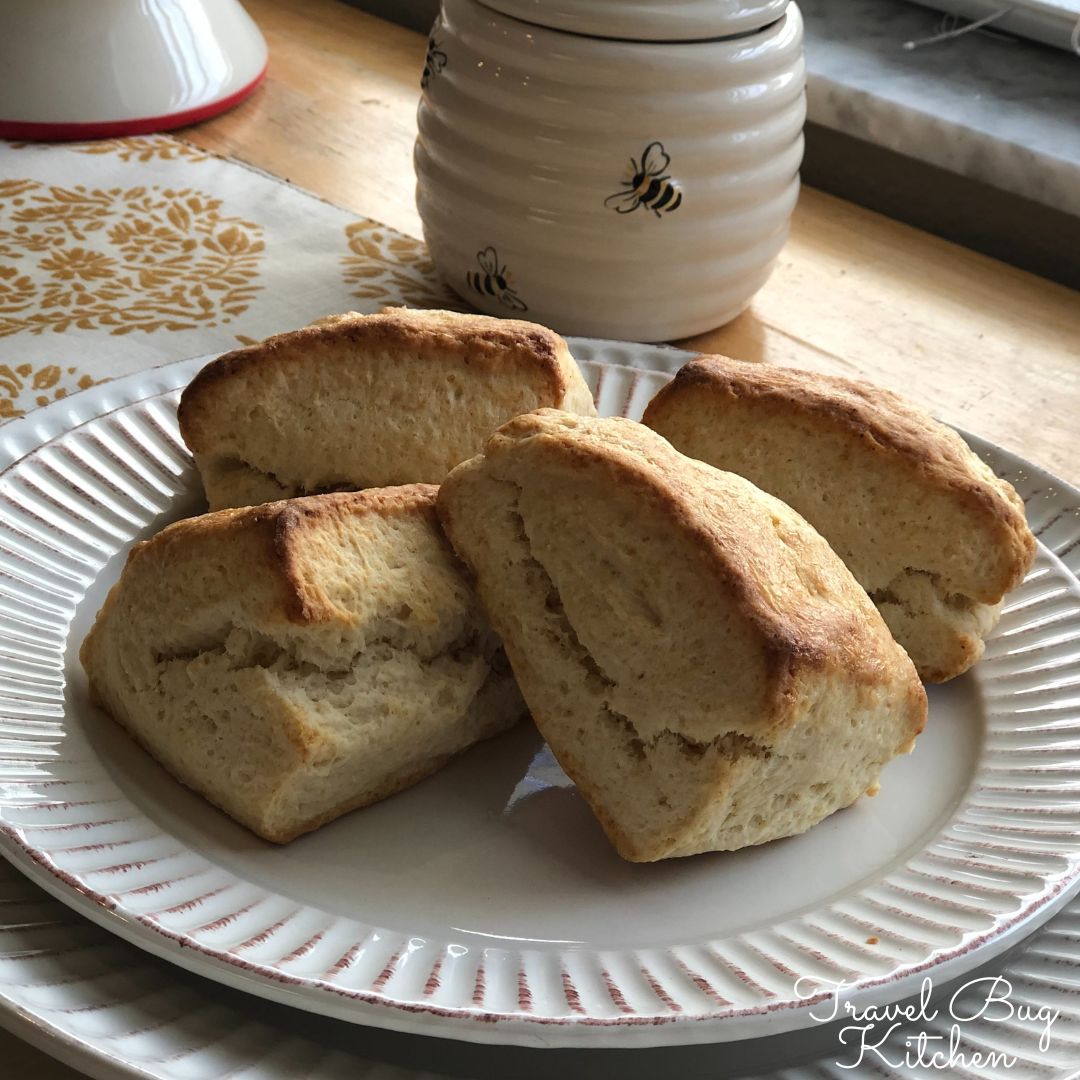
left=2, top=340, right=1080, bottom=1048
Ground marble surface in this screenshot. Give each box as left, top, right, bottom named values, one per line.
left=800, top=0, right=1080, bottom=216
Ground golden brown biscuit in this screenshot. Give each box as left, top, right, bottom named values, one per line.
left=437, top=411, right=926, bottom=861
left=81, top=487, right=525, bottom=842
left=644, top=356, right=1036, bottom=681
left=178, top=308, right=596, bottom=510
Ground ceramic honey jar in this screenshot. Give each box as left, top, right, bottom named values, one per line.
left=415, top=0, right=805, bottom=341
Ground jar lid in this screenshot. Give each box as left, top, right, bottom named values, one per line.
left=474, top=0, right=790, bottom=41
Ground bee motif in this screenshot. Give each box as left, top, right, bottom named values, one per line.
left=466, top=247, right=527, bottom=311
left=604, top=141, right=683, bottom=218
left=421, top=34, right=447, bottom=89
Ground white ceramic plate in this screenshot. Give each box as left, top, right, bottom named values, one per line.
left=2, top=342, right=1080, bottom=1051
left=9, top=850, right=1080, bottom=1080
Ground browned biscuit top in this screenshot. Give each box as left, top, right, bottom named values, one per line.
left=644, top=355, right=1035, bottom=595
left=475, top=410, right=923, bottom=721
left=177, top=309, right=569, bottom=452
left=127, top=486, right=439, bottom=625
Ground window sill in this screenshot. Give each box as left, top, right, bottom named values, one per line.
left=800, top=0, right=1080, bottom=286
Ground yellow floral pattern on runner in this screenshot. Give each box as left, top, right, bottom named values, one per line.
left=11, top=136, right=212, bottom=164
left=341, top=220, right=461, bottom=310
left=70, top=137, right=213, bottom=165
left=0, top=179, right=264, bottom=337
left=0, top=362, right=102, bottom=420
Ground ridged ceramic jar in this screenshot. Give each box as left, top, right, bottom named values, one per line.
left=415, top=0, right=805, bottom=341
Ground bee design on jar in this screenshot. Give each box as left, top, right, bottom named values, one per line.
left=422, top=34, right=448, bottom=89
left=415, top=0, right=806, bottom=340
left=604, top=141, right=683, bottom=218
left=467, top=247, right=527, bottom=311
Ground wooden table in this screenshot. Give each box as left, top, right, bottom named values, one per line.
left=6, top=0, right=1080, bottom=1076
